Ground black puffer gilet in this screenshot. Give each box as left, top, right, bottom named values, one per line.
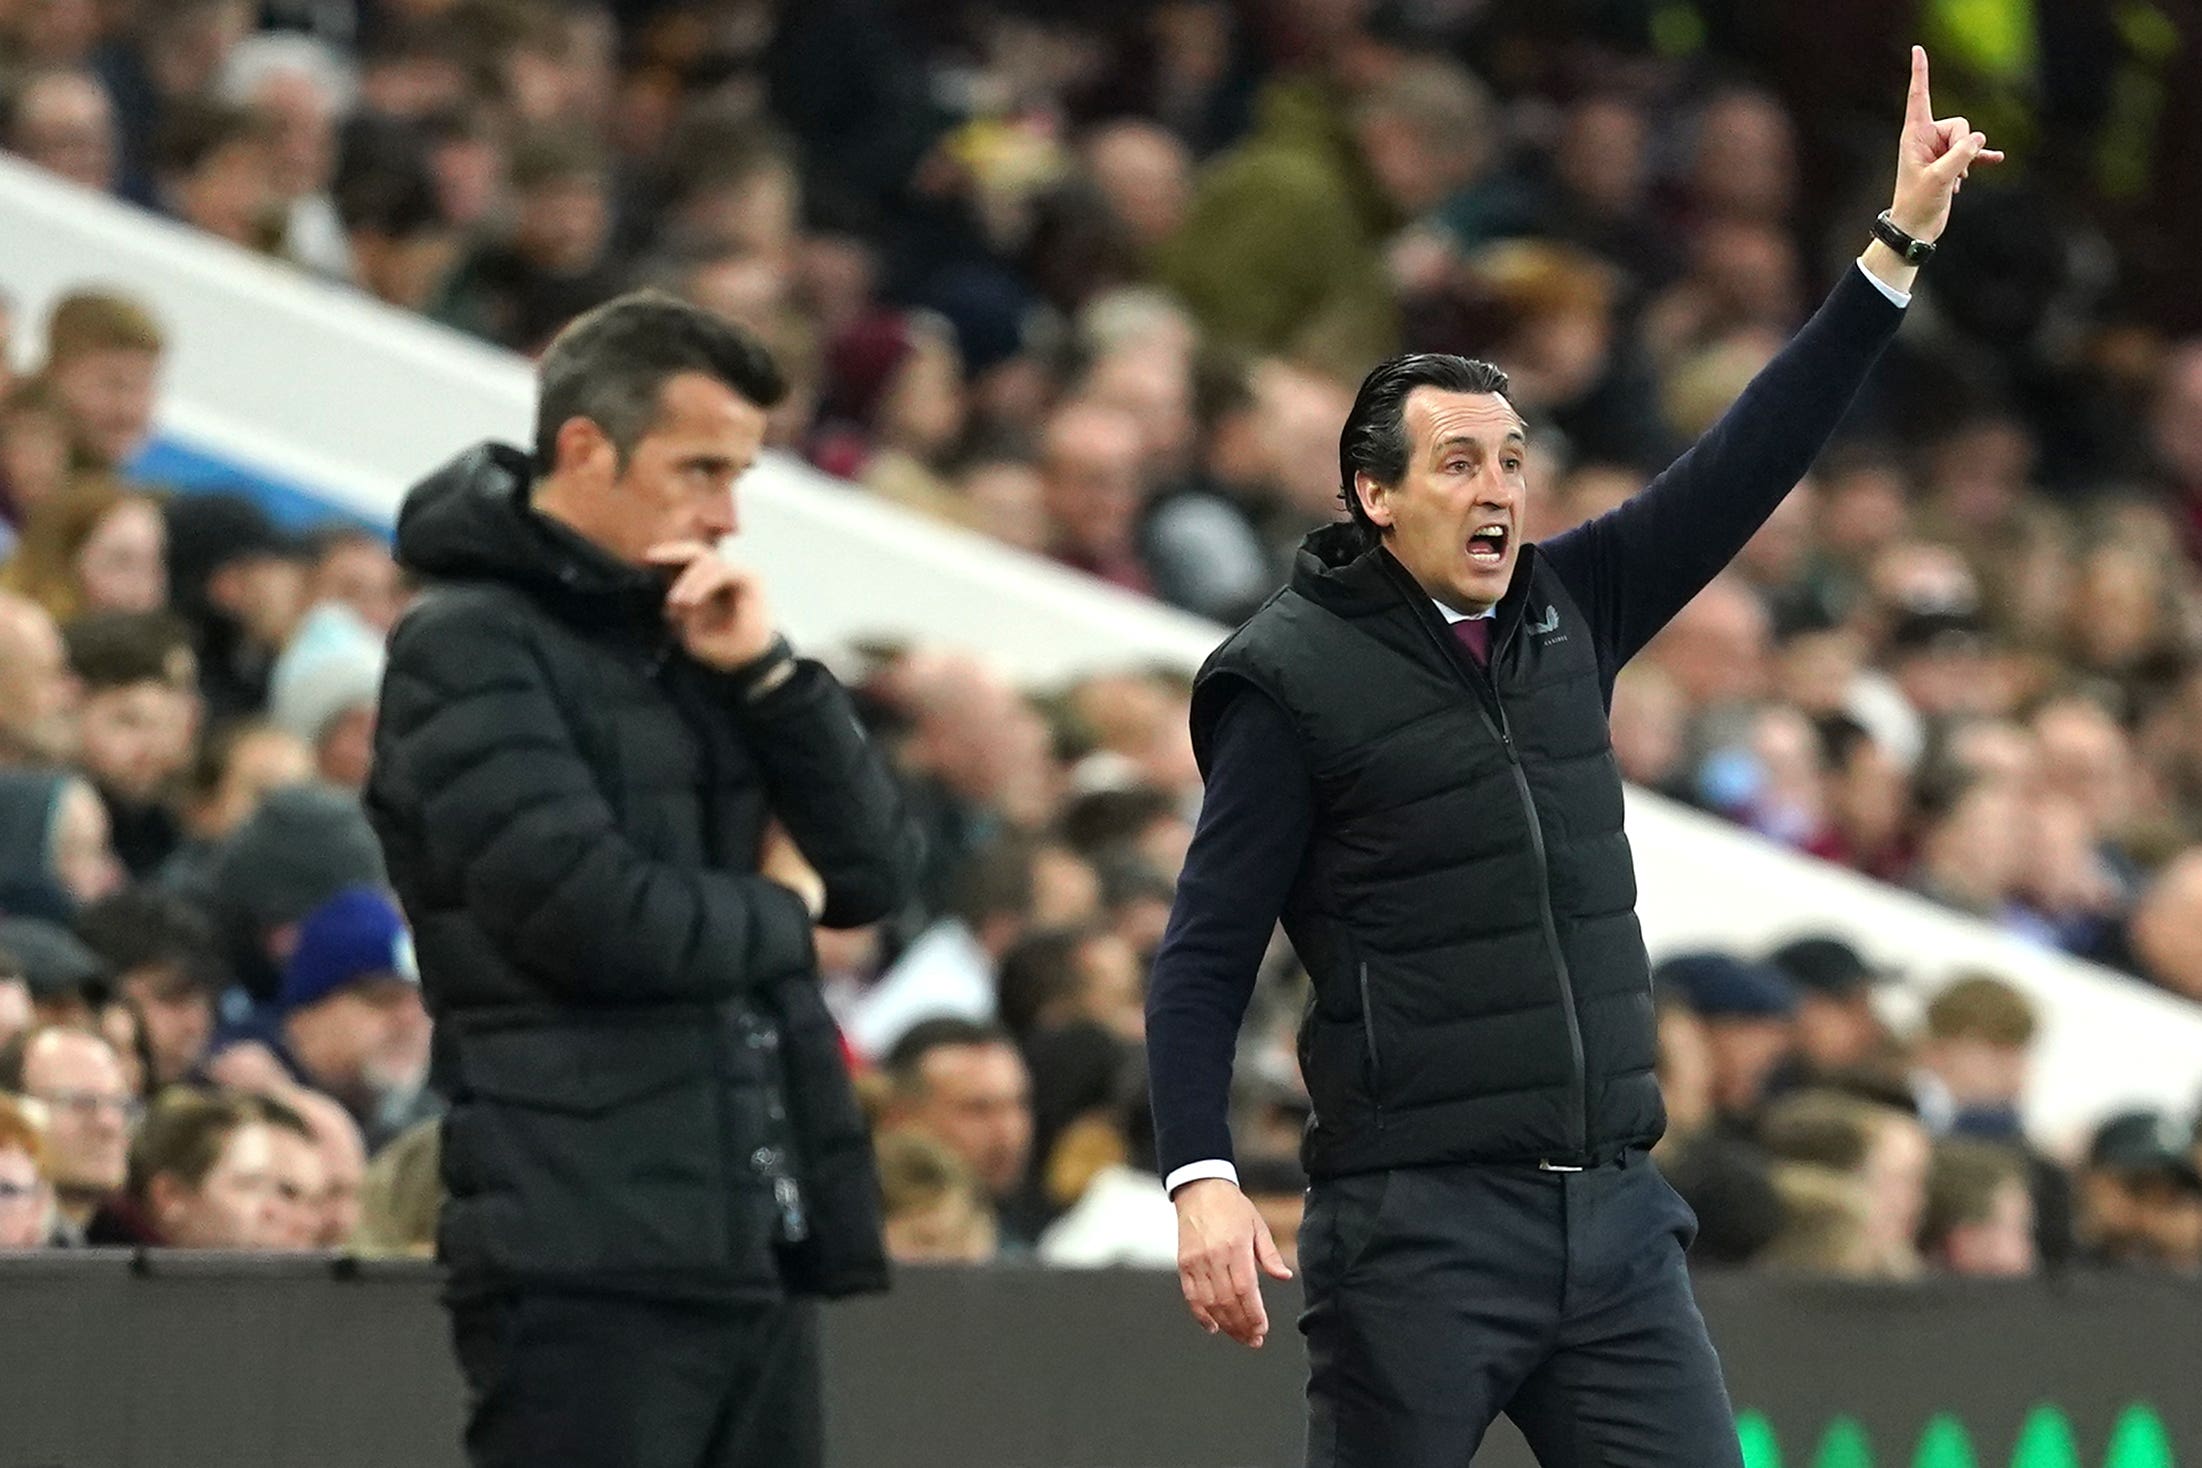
left=1193, top=524, right=1663, bottom=1179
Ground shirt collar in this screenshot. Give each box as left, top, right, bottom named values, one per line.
left=1433, top=600, right=1496, bottom=624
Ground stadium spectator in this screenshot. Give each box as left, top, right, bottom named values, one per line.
left=161, top=492, right=304, bottom=719
left=0, top=1093, right=53, bottom=1249
left=350, top=1113, right=436, bottom=1258
left=1161, top=58, right=1492, bottom=377
left=1759, top=1164, right=1879, bottom=1279
left=32, top=292, right=163, bottom=478
left=164, top=720, right=312, bottom=884
left=0, top=477, right=168, bottom=621
left=266, top=601, right=382, bottom=788
left=0, top=592, right=78, bottom=766
left=216, top=34, right=353, bottom=278
left=2125, top=849, right=2202, bottom=1003
left=875, top=1128, right=998, bottom=1265
left=0, top=916, right=106, bottom=1024
left=1905, top=970, right=2079, bottom=1263
left=62, top=610, right=198, bottom=876
left=73, top=888, right=220, bottom=1087
left=0, top=380, right=75, bottom=539
left=0, top=950, right=28, bottom=1053
left=1922, top=1140, right=2037, bottom=1278
left=300, top=525, right=405, bottom=635
left=1907, top=767, right=2031, bottom=922
left=887, top=649, right=1058, bottom=897
left=284, top=1085, right=363, bottom=1248
left=236, top=885, right=432, bottom=1152
left=1656, top=951, right=1799, bottom=1128
left=884, top=1019, right=1035, bottom=1243
left=808, top=309, right=970, bottom=527
left=848, top=839, right=1037, bottom=1061
left=1759, top=1089, right=1929, bottom=1278
left=2074, top=1109, right=2202, bottom=1272
left=255, top=1089, right=325, bottom=1249
left=332, top=112, right=457, bottom=312
left=2, top=1023, right=131, bottom=1244
left=3, top=67, right=119, bottom=194
left=151, top=99, right=281, bottom=252
left=1040, top=399, right=1154, bottom=594
left=92, top=0, right=258, bottom=202
left=0, top=768, right=123, bottom=916
left=90, top=1088, right=284, bottom=1249
left=190, top=781, right=380, bottom=1010
left=429, top=128, right=625, bottom=354
left=1766, top=935, right=1895, bottom=1085
left=1036, top=1061, right=1176, bottom=1269
left=997, top=925, right=1146, bottom=1047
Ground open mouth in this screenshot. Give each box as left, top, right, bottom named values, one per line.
left=1466, top=522, right=1509, bottom=565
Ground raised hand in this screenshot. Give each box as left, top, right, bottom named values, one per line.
left=644, top=540, right=777, bottom=673
left=1891, top=45, right=2006, bottom=244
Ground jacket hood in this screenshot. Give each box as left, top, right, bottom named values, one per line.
left=393, top=442, right=658, bottom=606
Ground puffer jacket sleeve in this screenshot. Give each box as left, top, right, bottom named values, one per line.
left=732, top=660, right=925, bottom=930
left=376, top=599, right=816, bottom=1003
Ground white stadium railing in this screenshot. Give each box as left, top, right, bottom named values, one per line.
left=4, top=153, right=2197, bottom=1153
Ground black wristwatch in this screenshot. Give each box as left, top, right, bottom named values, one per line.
left=1872, top=210, right=1936, bottom=266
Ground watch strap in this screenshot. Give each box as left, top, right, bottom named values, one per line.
left=1873, top=210, right=1935, bottom=265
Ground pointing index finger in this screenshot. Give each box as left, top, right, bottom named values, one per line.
left=1907, top=45, right=1931, bottom=128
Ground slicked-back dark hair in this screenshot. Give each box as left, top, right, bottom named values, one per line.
left=1338, top=353, right=1512, bottom=539
left=533, top=290, right=788, bottom=471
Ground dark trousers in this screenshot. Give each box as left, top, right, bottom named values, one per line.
left=448, top=1291, right=823, bottom=1468
left=1300, top=1150, right=1741, bottom=1468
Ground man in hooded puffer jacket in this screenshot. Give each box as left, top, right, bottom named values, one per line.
left=368, top=291, right=922, bottom=1468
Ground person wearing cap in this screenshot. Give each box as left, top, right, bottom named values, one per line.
left=1766, top=934, right=1897, bottom=1085
left=194, top=781, right=386, bottom=1005
left=267, top=600, right=384, bottom=789
left=0, top=915, right=110, bottom=1027
left=1656, top=951, right=1801, bottom=1131
left=162, top=491, right=308, bottom=719
left=2076, top=1110, right=2202, bottom=1271
left=370, top=292, right=922, bottom=1468
left=256, top=886, right=435, bottom=1153
left=1145, top=56, right=2000, bottom=1468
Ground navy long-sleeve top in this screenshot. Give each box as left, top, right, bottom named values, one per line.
left=1146, top=262, right=1909, bottom=1183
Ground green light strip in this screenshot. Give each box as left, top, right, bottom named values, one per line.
left=1729, top=1403, right=2177, bottom=1468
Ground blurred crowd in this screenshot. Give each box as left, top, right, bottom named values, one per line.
left=6, top=0, right=2202, bottom=1278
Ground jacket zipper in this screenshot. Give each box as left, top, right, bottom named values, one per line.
left=1357, top=959, right=1385, bottom=1129
left=661, top=654, right=750, bottom=1266
left=1401, top=594, right=1590, bottom=1159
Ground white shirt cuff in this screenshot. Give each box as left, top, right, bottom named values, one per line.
left=1855, top=257, right=1912, bottom=309
left=1164, top=1160, right=1239, bottom=1196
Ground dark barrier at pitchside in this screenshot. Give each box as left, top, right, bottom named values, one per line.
left=0, top=1256, right=2192, bottom=1467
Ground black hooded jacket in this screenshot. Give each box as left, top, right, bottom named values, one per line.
left=367, top=442, right=922, bottom=1300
